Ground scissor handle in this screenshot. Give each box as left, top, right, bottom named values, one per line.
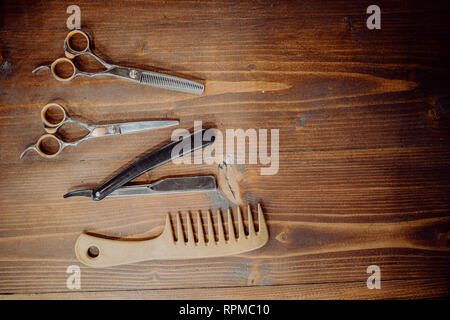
left=34, top=134, right=64, bottom=158
left=41, top=103, right=68, bottom=133
left=64, top=29, right=91, bottom=59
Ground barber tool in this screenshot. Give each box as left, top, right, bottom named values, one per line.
left=75, top=204, right=268, bottom=267
left=20, top=103, right=179, bottom=159
left=64, top=129, right=215, bottom=201
left=99, top=175, right=216, bottom=197
left=33, top=29, right=204, bottom=94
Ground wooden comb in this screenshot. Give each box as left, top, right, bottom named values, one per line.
left=75, top=204, right=268, bottom=268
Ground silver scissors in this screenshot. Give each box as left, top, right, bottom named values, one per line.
left=32, top=30, right=204, bottom=94
left=20, top=103, right=179, bottom=159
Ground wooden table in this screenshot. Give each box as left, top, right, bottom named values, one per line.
left=0, top=0, right=449, bottom=299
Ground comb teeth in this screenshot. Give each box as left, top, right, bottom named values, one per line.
left=167, top=205, right=267, bottom=245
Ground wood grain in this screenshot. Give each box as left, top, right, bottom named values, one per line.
left=3, top=278, right=448, bottom=300
left=0, top=0, right=449, bottom=299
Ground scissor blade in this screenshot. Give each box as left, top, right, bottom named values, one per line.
left=118, top=120, right=179, bottom=135
left=107, top=176, right=216, bottom=197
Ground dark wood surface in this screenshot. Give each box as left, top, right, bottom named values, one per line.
left=0, top=0, right=449, bottom=299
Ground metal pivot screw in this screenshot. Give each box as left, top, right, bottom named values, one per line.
left=129, top=69, right=138, bottom=79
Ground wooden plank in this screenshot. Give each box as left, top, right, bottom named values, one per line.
left=0, top=149, right=448, bottom=294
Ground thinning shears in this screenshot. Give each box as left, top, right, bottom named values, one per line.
left=20, top=103, right=179, bottom=159
left=32, top=30, right=204, bottom=94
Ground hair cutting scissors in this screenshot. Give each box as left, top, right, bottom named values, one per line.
left=32, top=30, right=204, bottom=94
left=20, top=103, right=179, bottom=159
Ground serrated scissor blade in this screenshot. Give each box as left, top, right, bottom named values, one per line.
left=140, top=71, right=204, bottom=94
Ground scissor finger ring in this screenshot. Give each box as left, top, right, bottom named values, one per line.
left=50, top=58, right=77, bottom=81
left=19, top=134, right=64, bottom=159
left=64, top=30, right=91, bottom=58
